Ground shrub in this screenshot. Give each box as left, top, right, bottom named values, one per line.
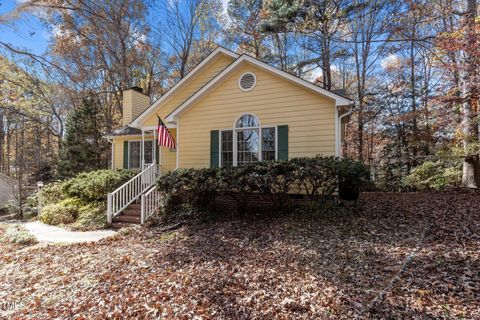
left=39, top=198, right=82, bottom=225
left=70, top=203, right=107, bottom=231
left=336, top=158, right=370, bottom=200
left=157, top=157, right=369, bottom=217
left=2, top=224, right=37, bottom=246
left=41, top=182, right=65, bottom=205
left=60, top=169, right=136, bottom=202
left=403, top=160, right=461, bottom=190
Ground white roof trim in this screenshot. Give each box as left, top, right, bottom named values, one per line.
left=130, top=47, right=239, bottom=128
left=166, top=55, right=353, bottom=122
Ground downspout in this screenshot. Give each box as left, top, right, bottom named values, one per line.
left=337, top=106, right=353, bottom=158
left=107, top=137, right=114, bottom=169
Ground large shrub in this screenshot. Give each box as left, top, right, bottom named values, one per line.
left=70, top=203, right=108, bottom=231
left=403, top=160, right=461, bottom=190
left=157, top=157, right=369, bottom=217
left=336, top=158, right=370, bottom=200
left=36, top=169, right=135, bottom=229
left=61, top=169, right=136, bottom=202
left=39, top=198, right=81, bottom=225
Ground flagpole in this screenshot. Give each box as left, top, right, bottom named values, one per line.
left=159, top=142, right=162, bottom=174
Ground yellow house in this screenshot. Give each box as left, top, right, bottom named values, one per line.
left=106, top=47, right=353, bottom=173
left=105, top=47, right=353, bottom=225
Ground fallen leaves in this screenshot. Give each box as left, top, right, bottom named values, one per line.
left=0, top=191, right=478, bottom=319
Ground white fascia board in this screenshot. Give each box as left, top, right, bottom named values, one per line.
left=130, top=47, right=239, bottom=128
left=166, top=55, right=353, bottom=121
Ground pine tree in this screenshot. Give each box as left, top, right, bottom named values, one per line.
left=57, top=96, right=108, bottom=178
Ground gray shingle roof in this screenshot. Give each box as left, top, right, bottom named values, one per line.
left=106, top=126, right=142, bottom=137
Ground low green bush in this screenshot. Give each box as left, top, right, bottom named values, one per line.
left=39, top=198, right=81, bottom=225
left=70, top=203, right=107, bottom=231
left=157, top=157, right=369, bottom=217
left=41, top=182, right=65, bottom=205
left=403, top=160, right=461, bottom=190
left=2, top=224, right=37, bottom=246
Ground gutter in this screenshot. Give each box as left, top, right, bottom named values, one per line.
left=106, top=137, right=114, bottom=169
left=336, top=105, right=353, bottom=158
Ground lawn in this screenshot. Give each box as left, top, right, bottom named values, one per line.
left=0, top=191, right=478, bottom=319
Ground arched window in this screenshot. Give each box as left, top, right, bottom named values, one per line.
left=220, top=114, right=276, bottom=167
left=236, top=114, right=259, bottom=128
left=235, top=114, right=260, bottom=166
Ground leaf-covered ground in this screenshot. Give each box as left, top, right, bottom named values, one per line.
left=0, top=191, right=479, bottom=319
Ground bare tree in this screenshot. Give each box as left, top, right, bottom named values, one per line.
left=154, top=0, right=220, bottom=79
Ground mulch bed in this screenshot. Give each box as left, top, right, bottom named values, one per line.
left=0, top=191, right=478, bottom=319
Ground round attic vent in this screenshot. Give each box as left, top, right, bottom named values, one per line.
left=239, top=72, right=256, bottom=91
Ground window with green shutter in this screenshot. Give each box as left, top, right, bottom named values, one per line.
left=123, top=141, right=129, bottom=169
left=213, top=115, right=288, bottom=167
left=277, top=125, right=288, bottom=160
left=210, top=130, right=219, bottom=168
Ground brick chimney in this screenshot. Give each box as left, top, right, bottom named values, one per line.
left=122, top=86, right=150, bottom=126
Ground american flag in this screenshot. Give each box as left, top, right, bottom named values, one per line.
left=157, top=116, right=176, bottom=149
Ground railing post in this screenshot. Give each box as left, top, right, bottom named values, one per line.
left=141, top=194, right=145, bottom=225
left=107, top=193, right=112, bottom=223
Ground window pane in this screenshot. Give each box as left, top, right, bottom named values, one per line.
left=129, top=141, right=141, bottom=169
left=262, top=127, right=276, bottom=161
left=145, top=141, right=154, bottom=164
left=221, top=130, right=233, bottom=167
left=236, top=114, right=259, bottom=128
left=237, top=129, right=259, bottom=166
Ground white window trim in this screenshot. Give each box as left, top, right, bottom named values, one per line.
left=218, top=116, right=277, bottom=167
left=238, top=72, right=256, bottom=92
left=128, top=139, right=153, bottom=169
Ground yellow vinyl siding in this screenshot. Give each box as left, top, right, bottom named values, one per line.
left=159, top=128, right=176, bottom=172
left=178, top=64, right=336, bottom=168
left=112, top=138, right=124, bottom=169
left=142, top=55, right=235, bottom=126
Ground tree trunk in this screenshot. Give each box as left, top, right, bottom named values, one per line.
left=0, top=109, right=4, bottom=173
left=461, top=0, right=479, bottom=188
left=462, top=155, right=479, bottom=188
left=410, top=23, right=418, bottom=165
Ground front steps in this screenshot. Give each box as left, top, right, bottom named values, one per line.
left=111, top=202, right=141, bottom=229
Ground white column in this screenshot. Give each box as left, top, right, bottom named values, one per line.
left=153, top=129, right=157, bottom=165
left=141, top=130, right=145, bottom=169
left=176, top=119, right=179, bottom=169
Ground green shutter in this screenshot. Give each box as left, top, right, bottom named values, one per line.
left=123, top=141, right=129, bottom=169
left=277, top=125, right=289, bottom=160
left=210, top=130, right=219, bottom=168
left=155, top=140, right=159, bottom=165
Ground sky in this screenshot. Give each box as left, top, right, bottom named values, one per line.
left=0, top=0, right=49, bottom=54
left=1, top=0, right=232, bottom=57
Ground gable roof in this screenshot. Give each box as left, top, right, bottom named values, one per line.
left=165, top=54, right=353, bottom=122
left=130, top=47, right=239, bottom=128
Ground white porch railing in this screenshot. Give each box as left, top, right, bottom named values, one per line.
left=141, top=186, right=162, bottom=224
left=107, top=164, right=158, bottom=223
